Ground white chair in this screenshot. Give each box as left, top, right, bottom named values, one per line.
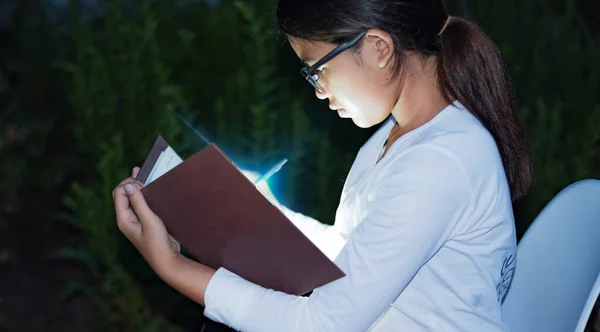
left=575, top=271, right=600, bottom=332
left=502, top=179, right=600, bottom=332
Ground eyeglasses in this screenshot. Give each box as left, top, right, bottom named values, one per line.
left=300, top=31, right=367, bottom=94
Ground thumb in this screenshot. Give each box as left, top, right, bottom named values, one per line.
left=124, top=183, right=160, bottom=228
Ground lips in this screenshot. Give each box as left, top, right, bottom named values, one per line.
left=330, top=104, right=348, bottom=117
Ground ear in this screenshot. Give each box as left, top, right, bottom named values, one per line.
left=364, top=29, right=395, bottom=69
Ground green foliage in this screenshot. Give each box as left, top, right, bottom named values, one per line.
left=0, top=3, right=72, bottom=225
left=0, top=101, right=60, bottom=219
left=454, top=0, right=600, bottom=236
left=56, top=0, right=186, bottom=330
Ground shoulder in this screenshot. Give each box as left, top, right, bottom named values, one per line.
left=412, top=103, right=501, bottom=167
left=392, top=102, right=506, bottom=187
left=377, top=101, right=509, bottom=205
left=380, top=102, right=513, bottom=233
left=379, top=142, right=473, bottom=204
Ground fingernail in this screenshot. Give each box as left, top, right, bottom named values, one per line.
left=124, top=184, right=134, bottom=195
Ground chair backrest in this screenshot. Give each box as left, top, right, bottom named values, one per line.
left=575, top=271, right=600, bottom=332
left=502, top=179, right=600, bottom=332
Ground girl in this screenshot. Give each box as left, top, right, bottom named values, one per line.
left=113, top=0, right=532, bottom=330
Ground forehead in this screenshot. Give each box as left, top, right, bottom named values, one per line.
left=288, top=37, right=333, bottom=65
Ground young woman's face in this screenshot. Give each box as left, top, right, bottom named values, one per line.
left=289, top=31, right=400, bottom=128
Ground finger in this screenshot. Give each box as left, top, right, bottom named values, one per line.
left=119, top=176, right=138, bottom=187
left=116, top=211, right=142, bottom=241
left=123, top=183, right=161, bottom=228
left=114, top=185, right=138, bottom=225
left=132, top=166, right=140, bottom=178
left=112, top=177, right=138, bottom=200
left=114, top=185, right=145, bottom=243
left=112, top=175, right=146, bottom=200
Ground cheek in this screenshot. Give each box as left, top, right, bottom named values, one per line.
left=360, top=69, right=397, bottom=114
left=323, top=61, right=366, bottom=101
left=340, top=77, right=389, bottom=112
left=325, top=64, right=394, bottom=124
left=328, top=70, right=373, bottom=105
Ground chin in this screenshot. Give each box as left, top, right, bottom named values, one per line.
left=351, top=118, right=375, bottom=129
left=350, top=114, right=382, bottom=128
left=353, top=112, right=392, bottom=129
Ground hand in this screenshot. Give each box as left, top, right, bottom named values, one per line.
left=113, top=167, right=181, bottom=276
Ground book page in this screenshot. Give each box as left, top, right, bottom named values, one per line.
left=144, top=146, right=183, bottom=185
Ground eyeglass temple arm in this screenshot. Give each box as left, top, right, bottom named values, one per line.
left=305, top=31, right=367, bottom=74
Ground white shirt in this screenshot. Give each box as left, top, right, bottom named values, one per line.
left=203, top=101, right=517, bottom=331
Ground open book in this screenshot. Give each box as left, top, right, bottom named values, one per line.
left=135, top=136, right=345, bottom=296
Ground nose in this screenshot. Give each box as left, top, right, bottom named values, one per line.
left=315, top=87, right=328, bottom=100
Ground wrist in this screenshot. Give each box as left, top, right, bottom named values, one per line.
left=154, top=253, right=217, bottom=307
left=155, top=251, right=185, bottom=281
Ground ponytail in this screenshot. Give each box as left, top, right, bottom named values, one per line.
left=437, top=16, right=533, bottom=201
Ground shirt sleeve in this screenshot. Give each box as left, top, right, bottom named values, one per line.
left=203, top=145, right=473, bottom=332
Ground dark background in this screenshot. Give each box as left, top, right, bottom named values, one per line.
left=0, top=0, right=599, bottom=331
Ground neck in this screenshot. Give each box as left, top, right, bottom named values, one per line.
left=389, top=53, right=450, bottom=137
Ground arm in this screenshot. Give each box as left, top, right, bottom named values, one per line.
left=166, top=146, right=473, bottom=331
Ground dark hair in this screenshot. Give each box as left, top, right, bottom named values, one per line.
left=276, top=0, right=533, bottom=201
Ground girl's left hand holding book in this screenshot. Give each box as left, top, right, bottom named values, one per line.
left=112, top=167, right=181, bottom=276
left=112, top=167, right=216, bottom=307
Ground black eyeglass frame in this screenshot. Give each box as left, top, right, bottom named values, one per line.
left=300, top=31, right=367, bottom=93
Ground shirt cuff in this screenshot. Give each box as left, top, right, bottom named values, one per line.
left=203, top=267, right=265, bottom=329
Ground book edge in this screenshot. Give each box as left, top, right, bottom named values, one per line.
left=136, top=136, right=170, bottom=185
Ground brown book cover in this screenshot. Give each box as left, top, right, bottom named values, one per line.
left=136, top=136, right=345, bottom=296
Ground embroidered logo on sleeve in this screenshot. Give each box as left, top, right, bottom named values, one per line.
left=496, top=253, right=516, bottom=302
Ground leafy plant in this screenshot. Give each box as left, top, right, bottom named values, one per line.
left=0, top=0, right=72, bottom=226
left=56, top=1, right=186, bottom=330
